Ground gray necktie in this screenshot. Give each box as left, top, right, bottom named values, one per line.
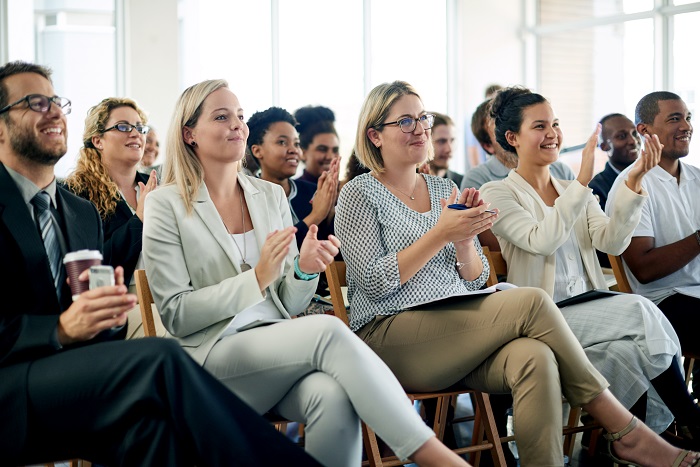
left=31, top=191, right=64, bottom=297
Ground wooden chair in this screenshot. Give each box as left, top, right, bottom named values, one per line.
left=607, top=254, right=699, bottom=386
left=325, top=260, right=507, bottom=467
left=133, top=269, right=292, bottom=434
left=482, top=247, right=604, bottom=459
left=607, top=253, right=633, bottom=293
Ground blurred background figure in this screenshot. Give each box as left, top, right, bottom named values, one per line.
left=465, top=83, right=503, bottom=171
left=424, top=112, right=463, bottom=187
left=294, top=105, right=340, bottom=186
left=139, top=125, right=163, bottom=181
left=590, top=113, right=641, bottom=211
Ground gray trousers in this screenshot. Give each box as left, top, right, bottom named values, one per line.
left=204, top=314, right=434, bottom=467
left=357, top=287, right=609, bottom=467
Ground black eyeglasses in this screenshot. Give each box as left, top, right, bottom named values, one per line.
left=376, top=114, right=435, bottom=133
left=103, top=123, right=150, bottom=135
left=0, top=94, right=71, bottom=115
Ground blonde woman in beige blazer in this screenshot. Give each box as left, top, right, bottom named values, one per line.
left=142, top=79, right=468, bottom=467
left=482, top=86, right=700, bottom=457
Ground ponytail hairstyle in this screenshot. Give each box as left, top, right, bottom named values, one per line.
left=294, top=105, right=337, bottom=150
left=490, top=86, right=547, bottom=155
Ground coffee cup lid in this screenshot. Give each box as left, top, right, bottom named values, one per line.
left=63, top=249, right=103, bottom=264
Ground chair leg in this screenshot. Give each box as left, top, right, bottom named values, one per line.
left=684, top=357, right=695, bottom=387
left=362, top=422, right=383, bottom=467
left=563, top=405, right=581, bottom=459
left=474, top=392, right=507, bottom=467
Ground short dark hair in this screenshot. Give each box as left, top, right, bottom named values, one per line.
left=246, top=107, right=297, bottom=150
left=294, top=105, right=337, bottom=149
left=490, top=86, right=547, bottom=154
left=598, top=113, right=628, bottom=146
left=471, top=99, right=493, bottom=152
left=635, top=91, right=682, bottom=125
left=0, top=61, right=53, bottom=121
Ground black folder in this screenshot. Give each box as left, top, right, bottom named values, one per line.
left=555, top=289, right=625, bottom=308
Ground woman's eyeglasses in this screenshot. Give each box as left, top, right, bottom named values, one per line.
left=103, top=123, right=150, bottom=135
left=376, top=114, right=435, bottom=133
left=0, top=94, right=71, bottom=115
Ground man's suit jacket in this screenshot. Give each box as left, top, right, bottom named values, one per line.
left=0, top=162, right=112, bottom=450
left=143, top=174, right=317, bottom=365
left=68, top=172, right=148, bottom=286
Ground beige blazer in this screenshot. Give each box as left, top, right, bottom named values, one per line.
left=143, top=174, right=318, bottom=365
left=481, top=170, right=647, bottom=297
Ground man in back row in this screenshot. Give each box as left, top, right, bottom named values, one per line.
left=591, top=113, right=641, bottom=211
left=0, top=60, right=318, bottom=466
left=607, top=91, right=699, bottom=396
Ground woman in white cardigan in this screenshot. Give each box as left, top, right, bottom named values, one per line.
left=481, top=86, right=700, bottom=447
left=142, top=79, right=469, bottom=467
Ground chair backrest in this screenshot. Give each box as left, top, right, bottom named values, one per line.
left=325, top=261, right=350, bottom=326
left=134, top=269, right=158, bottom=337
left=607, top=254, right=633, bottom=293
left=482, top=246, right=507, bottom=287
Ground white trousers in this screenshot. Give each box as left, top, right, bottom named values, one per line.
left=203, top=314, right=434, bottom=467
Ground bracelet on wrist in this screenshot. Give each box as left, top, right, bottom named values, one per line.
left=294, top=255, right=319, bottom=281
left=456, top=251, right=480, bottom=270
left=695, top=230, right=700, bottom=247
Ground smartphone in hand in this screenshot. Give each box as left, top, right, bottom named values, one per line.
left=89, top=265, right=115, bottom=289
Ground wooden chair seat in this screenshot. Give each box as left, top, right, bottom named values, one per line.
left=325, top=260, right=507, bottom=466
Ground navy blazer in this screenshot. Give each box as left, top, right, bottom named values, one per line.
left=0, top=163, right=120, bottom=452
left=290, top=178, right=334, bottom=248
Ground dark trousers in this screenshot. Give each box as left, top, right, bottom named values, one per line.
left=15, top=338, right=319, bottom=467
left=657, top=293, right=700, bottom=356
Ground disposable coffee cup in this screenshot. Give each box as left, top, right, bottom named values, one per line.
left=63, top=250, right=103, bottom=301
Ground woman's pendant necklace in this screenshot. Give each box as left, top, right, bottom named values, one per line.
left=219, top=184, right=251, bottom=272
left=379, top=173, right=419, bottom=200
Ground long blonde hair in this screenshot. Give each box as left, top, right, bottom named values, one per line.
left=65, top=98, right=147, bottom=219
left=355, top=81, right=433, bottom=173
left=163, top=79, right=230, bottom=213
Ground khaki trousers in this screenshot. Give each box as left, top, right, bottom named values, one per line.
left=356, top=287, right=608, bottom=467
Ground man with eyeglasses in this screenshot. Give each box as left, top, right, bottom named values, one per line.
left=0, top=60, right=319, bottom=466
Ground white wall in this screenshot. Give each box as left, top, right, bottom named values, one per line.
left=124, top=0, right=178, bottom=165
left=453, top=0, right=524, bottom=173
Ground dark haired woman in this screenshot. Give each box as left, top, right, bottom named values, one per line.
left=481, top=86, right=700, bottom=456
left=336, top=79, right=699, bottom=467
left=247, top=107, right=338, bottom=249
left=294, top=105, right=340, bottom=186
left=65, top=97, right=157, bottom=287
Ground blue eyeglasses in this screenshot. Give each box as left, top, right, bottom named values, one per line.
left=0, top=94, right=71, bottom=115
left=103, top=123, right=150, bottom=135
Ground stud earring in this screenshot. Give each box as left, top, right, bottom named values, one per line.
left=190, top=141, right=197, bottom=148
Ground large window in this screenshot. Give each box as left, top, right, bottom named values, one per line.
left=531, top=0, right=700, bottom=169
left=2, top=0, right=117, bottom=177
left=178, top=0, right=455, bottom=173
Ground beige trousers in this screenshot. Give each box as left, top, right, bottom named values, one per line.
left=356, top=287, right=608, bottom=467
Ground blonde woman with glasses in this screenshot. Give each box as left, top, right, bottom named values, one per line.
left=142, top=79, right=469, bottom=467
